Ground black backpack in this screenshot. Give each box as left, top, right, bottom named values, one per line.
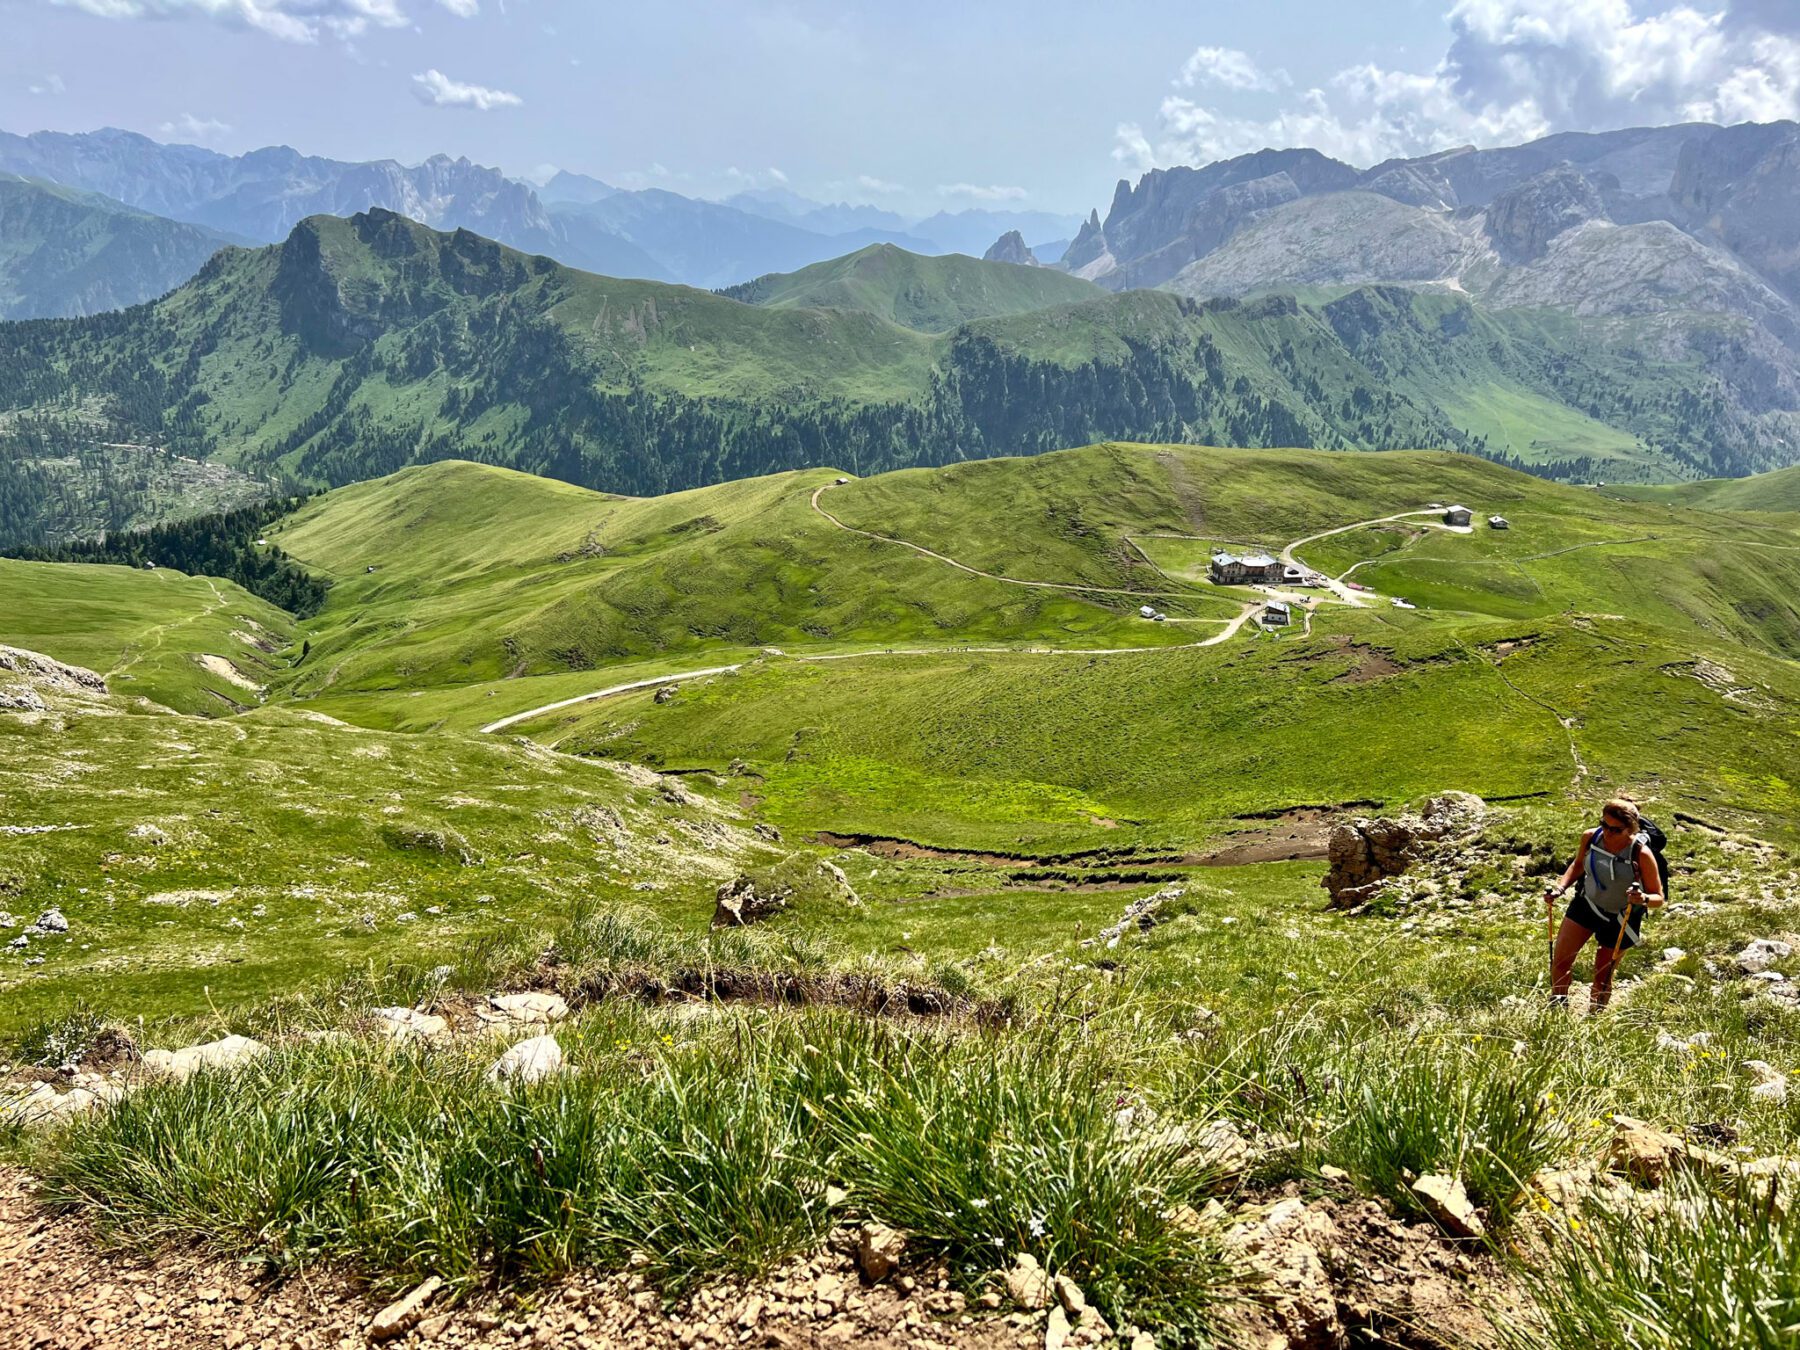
left=1574, top=815, right=1670, bottom=906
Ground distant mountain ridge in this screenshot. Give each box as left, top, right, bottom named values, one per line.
left=0, top=174, right=239, bottom=319
left=0, top=128, right=1085, bottom=298
left=1062, top=122, right=1800, bottom=428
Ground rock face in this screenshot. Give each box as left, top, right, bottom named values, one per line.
left=982, top=231, right=1039, bottom=267
left=370, top=1007, right=450, bottom=1040
left=482, top=992, right=569, bottom=1025
left=1482, top=165, right=1608, bottom=263
left=1321, top=792, right=1485, bottom=907
left=712, top=874, right=791, bottom=928
left=0, top=646, right=109, bottom=698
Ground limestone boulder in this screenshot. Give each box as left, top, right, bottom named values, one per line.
left=140, top=1034, right=268, bottom=1083
left=712, top=875, right=791, bottom=928
left=486, top=1034, right=563, bottom=1086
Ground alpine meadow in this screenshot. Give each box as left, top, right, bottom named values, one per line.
left=4, top=7, right=1800, bottom=1349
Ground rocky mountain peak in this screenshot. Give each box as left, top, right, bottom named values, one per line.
left=1482, top=164, right=1609, bottom=263
left=982, top=230, right=1038, bottom=266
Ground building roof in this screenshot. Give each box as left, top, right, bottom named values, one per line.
left=1264, top=599, right=1291, bottom=614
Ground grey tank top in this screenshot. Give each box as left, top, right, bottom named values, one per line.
left=1584, top=831, right=1644, bottom=917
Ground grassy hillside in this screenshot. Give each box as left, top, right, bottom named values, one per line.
left=267, top=458, right=1204, bottom=707
left=720, top=244, right=1103, bottom=331
left=0, top=557, right=294, bottom=714
left=7, top=439, right=1800, bottom=1349
left=1607, top=463, right=1800, bottom=514
left=0, top=174, right=235, bottom=320
left=250, top=442, right=1800, bottom=860
left=2, top=210, right=1789, bottom=550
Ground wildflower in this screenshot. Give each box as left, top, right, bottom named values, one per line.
left=1028, top=1215, right=1046, bottom=1238
left=990, top=1237, right=1005, bottom=1249
left=970, top=1198, right=990, bottom=1209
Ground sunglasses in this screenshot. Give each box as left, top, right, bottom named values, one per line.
left=1602, top=818, right=1630, bottom=832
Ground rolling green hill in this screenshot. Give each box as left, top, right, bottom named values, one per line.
left=1, top=210, right=1786, bottom=549
left=0, top=556, right=294, bottom=714
left=221, top=442, right=1800, bottom=863
left=1605, top=463, right=1800, bottom=515
left=720, top=243, right=1103, bottom=331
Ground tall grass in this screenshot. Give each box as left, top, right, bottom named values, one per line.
left=1506, top=1175, right=1800, bottom=1348
left=34, top=1007, right=1238, bottom=1335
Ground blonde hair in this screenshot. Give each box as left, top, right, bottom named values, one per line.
left=1603, top=798, right=1641, bottom=833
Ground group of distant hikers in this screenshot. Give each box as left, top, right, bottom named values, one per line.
left=1543, top=795, right=1667, bottom=1010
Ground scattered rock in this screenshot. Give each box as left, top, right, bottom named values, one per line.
left=712, top=874, right=791, bottom=928
left=27, top=907, right=68, bottom=934
left=1744, top=1061, right=1789, bottom=1104
left=486, top=1035, right=563, bottom=1086
left=855, top=1223, right=905, bottom=1283
left=818, top=859, right=861, bottom=906
left=379, top=824, right=478, bottom=865
left=1085, top=884, right=1185, bottom=948
left=1052, top=1275, right=1086, bottom=1317
left=140, top=1035, right=268, bottom=1084
left=1605, top=1114, right=1731, bottom=1185
left=1043, top=1306, right=1071, bottom=1350
left=370, top=1007, right=449, bottom=1040
left=1657, top=1030, right=1714, bottom=1052
left=1735, top=939, right=1792, bottom=974
left=365, top=1281, right=439, bottom=1346
left=1222, top=1197, right=1341, bottom=1346
left=1004, top=1253, right=1051, bottom=1310
left=654, top=685, right=679, bottom=705
left=367, top=1275, right=442, bottom=1342
left=1660, top=947, right=1687, bottom=965
left=754, top=823, right=782, bottom=842
left=483, top=992, right=569, bottom=1025
left=1409, top=1173, right=1484, bottom=1239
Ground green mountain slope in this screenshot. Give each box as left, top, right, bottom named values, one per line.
left=1608, top=463, right=1800, bottom=514
left=720, top=243, right=1103, bottom=331
left=240, top=444, right=1798, bottom=860
left=0, top=174, right=236, bottom=319
left=0, top=556, right=293, bottom=714
left=0, top=210, right=1782, bottom=550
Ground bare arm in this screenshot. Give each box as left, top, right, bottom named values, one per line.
left=1546, top=831, right=1593, bottom=900
left=1636, top=847, right=1664, bottom=907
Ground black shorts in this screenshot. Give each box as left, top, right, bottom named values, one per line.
left=1566, top=893, right=1642, bottom=951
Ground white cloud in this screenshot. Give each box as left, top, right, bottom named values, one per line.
left=856, top=174, right=905, bottom=195
left=1178, top=46, right=1285, bottom=93
left=159, top=111, right=233, bottom=142
left=28, top=74, right=67, bottom=95
left=51, top=0, right=415, bottom=43
left=435, top=0, right=477, bottom=14
left=723, top=166, right=790, bottom=188
left=1120, top=0, right=1800, bottom=171
left=411, top=68, right=522, bottom=110
left=936, top=182, right=1029, bottom=202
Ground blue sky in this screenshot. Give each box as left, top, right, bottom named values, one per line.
left=4, top=0, right=1798, bottom=217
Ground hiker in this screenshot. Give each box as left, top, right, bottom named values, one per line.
left=1544, top=797, right=1664, bottom=1008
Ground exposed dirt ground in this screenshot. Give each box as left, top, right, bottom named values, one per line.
left=0, top=1168, right=1043, bottom=1350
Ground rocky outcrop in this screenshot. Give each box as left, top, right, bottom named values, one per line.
left=486, top=1034, right=563, bottom=1086
left=712, top=874, right=791, bottom=928
left=982, top=231, right=1039, bottom=267
left=1482, top=164, right=1608, bottom=263
left=0, top=646, right=108, bottom=699
left=1322, top=792, right=1486, bottom=907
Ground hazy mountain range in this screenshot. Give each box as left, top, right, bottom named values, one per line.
left=0, top=128, right=1080, bottom=302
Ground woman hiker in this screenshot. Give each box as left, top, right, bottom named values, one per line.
left=1543, top=797, right=1664, bottom=1010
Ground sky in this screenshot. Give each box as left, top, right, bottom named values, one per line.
left=3, top=0, right=1799, bottom=219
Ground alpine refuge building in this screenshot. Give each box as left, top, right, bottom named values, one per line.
left=1210, top=551, right=1284, bottom=585
left=1488, top=515, right=1510, bottom=530
left=1443, top=505, right=1473, bottom=527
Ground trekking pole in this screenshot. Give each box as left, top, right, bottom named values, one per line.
left=1603, top=884, right=1643, bottom=1006
left=1545, top=891, right=1557, bottom=991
